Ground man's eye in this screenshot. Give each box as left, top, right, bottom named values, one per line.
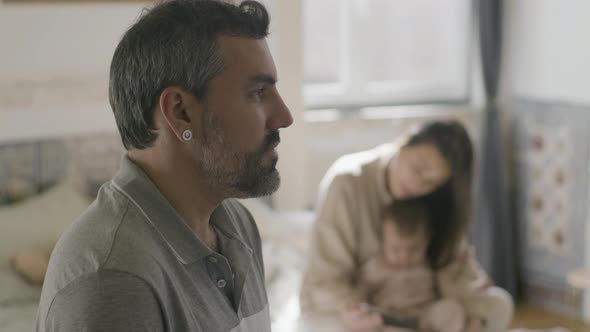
left=255, top=88, right=266, bottom=97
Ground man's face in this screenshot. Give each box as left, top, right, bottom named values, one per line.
left=196, top=36, right=293, bottom=198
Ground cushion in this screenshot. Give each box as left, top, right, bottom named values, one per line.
left=10, top=245, right=53, bottom=285
left=0, top=302, right=40, bottom=332
left=0, top=178, right=90, bottom=267
left=0, top=266, right=41, bottom=306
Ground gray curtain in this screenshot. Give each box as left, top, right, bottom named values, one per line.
left=472, top=0, right=517, bottom=296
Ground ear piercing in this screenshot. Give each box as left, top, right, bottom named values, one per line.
left=182, top=129, right=193, bottom=141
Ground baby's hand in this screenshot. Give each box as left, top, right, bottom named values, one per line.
left=341, top=302, right=384, bottom=332
left=464, top=318, right=482, bottom=332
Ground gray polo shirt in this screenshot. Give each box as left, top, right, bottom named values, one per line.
left=36, top=156, right=270, bottom=332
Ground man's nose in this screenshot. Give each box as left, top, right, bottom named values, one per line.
left=268, top=93, right=293, bottom=130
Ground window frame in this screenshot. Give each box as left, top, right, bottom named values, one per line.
left=302, top=0, right=474, bottom=111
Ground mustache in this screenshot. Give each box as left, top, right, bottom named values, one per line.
left=262, top=130, right=280, bottom=150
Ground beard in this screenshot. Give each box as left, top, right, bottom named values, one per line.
left=198, top=112, right=281, bottom=198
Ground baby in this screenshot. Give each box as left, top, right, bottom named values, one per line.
left=359, top=199, right=465, bottom=332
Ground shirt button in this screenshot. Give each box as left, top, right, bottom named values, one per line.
left=209, top=256, right=218, bottom=264
left=217, top=279, right=227, bottom=288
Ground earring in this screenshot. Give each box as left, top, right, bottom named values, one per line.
left=182, top=129, right=193, bottom=141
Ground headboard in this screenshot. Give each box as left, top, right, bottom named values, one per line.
left=0, top=132, right=123, bottom=266
left=0, top=133, right=122, bottom=204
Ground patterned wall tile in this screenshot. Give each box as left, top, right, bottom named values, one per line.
left=512, top=98, right=590, bottom=313
left=65, top=133, right=124, bottom=197
left=0, top=142, right=42, bottom=203
left=0, top=132, right=122, bottom=206
left=39, top=141, right=68, bottom=190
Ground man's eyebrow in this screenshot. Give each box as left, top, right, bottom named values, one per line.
left=249, top=74, right=277, bottom=85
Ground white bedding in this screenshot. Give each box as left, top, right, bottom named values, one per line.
left=0, top=303, right=38, bottom=332
left=0, top=179, right=90, bottom=266
left=0, top=267, right=41, bottom=332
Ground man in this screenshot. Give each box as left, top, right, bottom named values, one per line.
left=36, top=1, right=292, bottom=331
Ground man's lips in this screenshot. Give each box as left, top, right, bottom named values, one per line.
left=266, top=140, right=279, bottom=151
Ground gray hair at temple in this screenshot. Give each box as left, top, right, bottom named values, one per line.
left=109, top=0, right=270, bottom=150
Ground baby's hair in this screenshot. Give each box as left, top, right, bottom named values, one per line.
left=382, top=198, right=431, bottom=236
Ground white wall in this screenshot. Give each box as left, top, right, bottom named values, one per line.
left=504, top=0, right=590, bottom=105
left=0, top=4, right=143, bottom=80
left=0, top=3, right=144, bottom=141
left=270, top=0, right=307, bottom=210
left=503, top=0, right=590, bottom=320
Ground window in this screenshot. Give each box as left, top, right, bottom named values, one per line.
left=303, top=0, right=472, bottom=110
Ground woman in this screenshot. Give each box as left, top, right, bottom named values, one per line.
left=299, top=120, right=513, bottom=332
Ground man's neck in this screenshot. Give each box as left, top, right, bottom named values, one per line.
left=127, top=149, right=223, bottom=245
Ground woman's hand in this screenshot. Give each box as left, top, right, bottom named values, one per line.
left=341, top=303, right=384, bottom=332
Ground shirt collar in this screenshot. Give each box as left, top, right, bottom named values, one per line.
left=111, top=155, right=240, bottom=265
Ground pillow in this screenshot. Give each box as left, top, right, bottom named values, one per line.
left=0, top=266, right=42, bottom=306
left=0, top=178, right=90, bottom=267
left=10, top=244, right=54, bottom=285
left=1, top=177, right=36, bottom=204
left=0, top=302, right=40, bottom=332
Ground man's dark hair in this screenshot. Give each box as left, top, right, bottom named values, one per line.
left=109, top=0, right=270, bottom=149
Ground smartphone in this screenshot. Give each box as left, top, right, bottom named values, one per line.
left=360, top=303, right=419, bottom=329
left=380, top=312, right=419, bottom=329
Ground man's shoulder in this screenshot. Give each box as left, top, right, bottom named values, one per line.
left=38, top=182, right=171, bottom=331
left=38, top=269, right=162, bottom=332
left=41, top=182, right=164, bottom=306
left=44, top=182, right=132, bottom=284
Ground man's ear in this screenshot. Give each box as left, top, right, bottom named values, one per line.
left=158, top=86, right=201, bottom=142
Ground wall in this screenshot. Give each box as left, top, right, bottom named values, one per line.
left=503, top=0, right=590, bottom=318
left=0, top=2, right=145, bottom=141
left=504, top=0, right=590, bottom=104
left=268, top=0, right=307, bottom=210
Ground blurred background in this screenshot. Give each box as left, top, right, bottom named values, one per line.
left=1, top=0, right=590, bottom=331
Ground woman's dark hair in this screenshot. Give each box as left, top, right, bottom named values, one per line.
left=404, top=120, right=474, bottom=269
